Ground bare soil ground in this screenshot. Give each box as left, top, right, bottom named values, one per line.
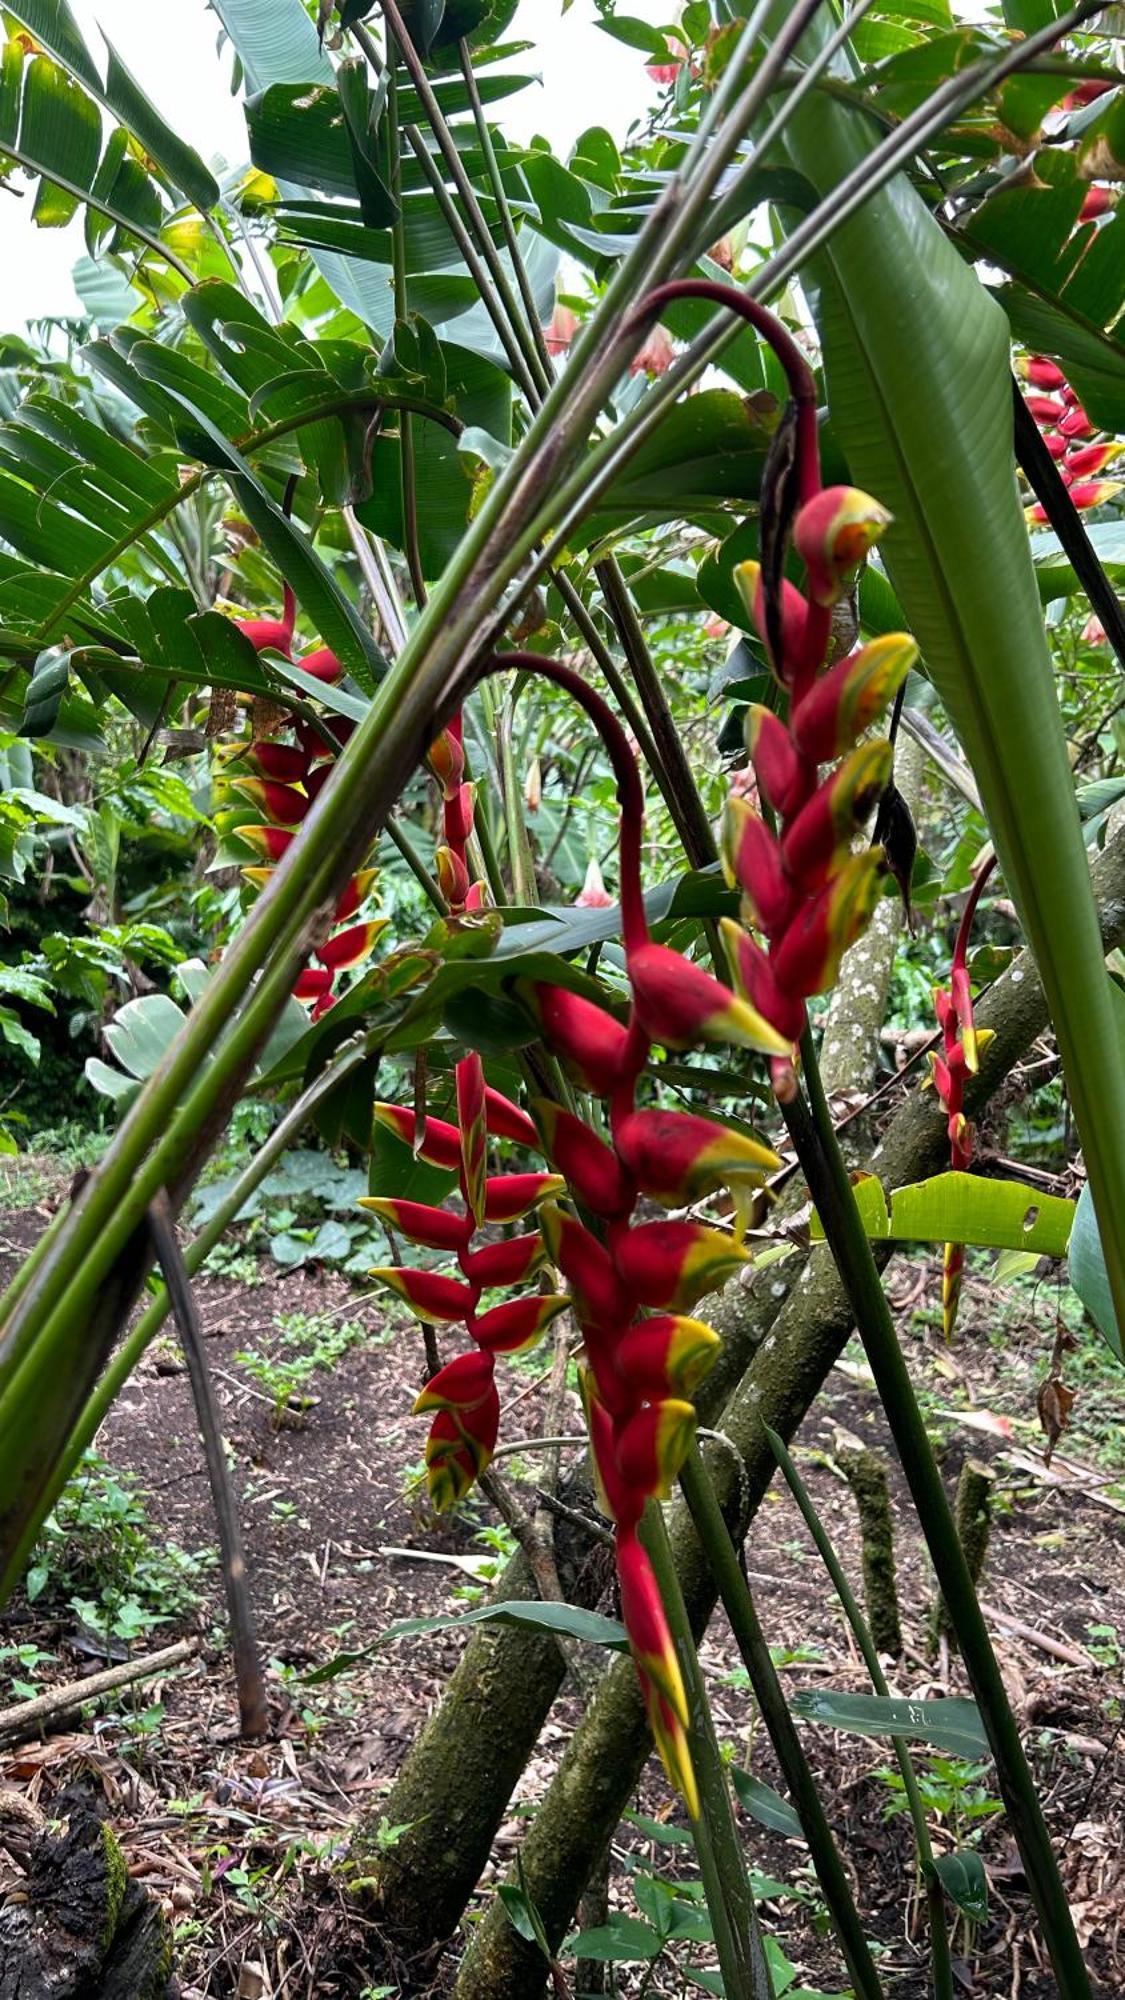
left=0, top=1178, right=1122, bottom=2000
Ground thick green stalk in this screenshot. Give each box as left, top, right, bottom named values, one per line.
left=457, top=39, right=555, bottom=384
left=764, top=1426, right=953, bottom=2000
left=678, top=1445, right=884, bottom=2000
left=387, top=47, right=426, bottom=611
left=784, top=1031, right=1091, bottom=1996
left=640, top=1502, right=775, bottom=2000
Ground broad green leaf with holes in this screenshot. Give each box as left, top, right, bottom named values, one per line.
left=809, top=1171, right=1075, bottom=1258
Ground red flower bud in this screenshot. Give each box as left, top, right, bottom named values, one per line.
left=614, top=1314, right=720, bottom=1400
left=792, top=485, right=891, bottom=606
left=234, top=824, right=294, bottom=863
left=744, top=705, right=814, bottom=819
left=429, top=719, right=465, bottom=795
left=304, top=763, right=333, bottom=805
left=483, top=1086, right=541, bottom=1152
left=772, top=850, right=885, bottom=998
left=471, top=1291, right=570, bottom=1354
left=941, top=1240, right=965, bottom=1345
left=1065, top=442, right=1120, bottom=477
left=460, top=1233, right=546, bottom=1288
left=780, top=740, right=893, bottom=889
left=372, top=1103, right=462, bottom=1171
left=437, top=844, right=471, bottom=909
left=616, top=1527, right=698, bottom=1817
left=1025, top=393, right=1066, bottom=425
left=236, top=616, right=293, bottom=659
left=614, top=1219, right=747, bottom=1312
left=1079, top=185, right=1113, bottom=220
left=720, top=918, right=807, bottom=1043
left=1066, top=478, right=1121, bottom=509
left=1022, top=357, right=1065, bottom=390
left=614, top=1397, right=696, bottom=1503
left=316, top=920, right=386, bottom=971
left=444, top=783, right=475, bottom=848
left=368, top=1266, right=477, bottom=1322
left=245, top=741, right=311, bottom=784
left=519, top=982, right=632, bottom=1095
left=583, top=1373, right=639, bottom=1527
left=414, top=1349, right=495, bottom=1414
left=1045, top=434, right=1068, bottom=460
left=334, top=870, right=378, bottom=923
left=423, top=1396, right=500, bottom=1511
left=722, top=800, right=793, bottom=936
left=790, top=633, right=917, bottom=763
left=293, top=966, right=333, bottom=1001
left=1058, top=403, right=1094, bottom=439
left=539, top=1203, right=633, bottom=1327
left=613, top=1108, right=778, bottom=1207
left=229, top=778, right=309, bottom=826
left=484, top=1172, right=567, bottom=1223
left=358, top=1197, right=473, bottom=1252
left=300, top=645, right=344, bottom=684
left=629, top=941, right=790, bottom=1056
left=533, top=1099, right=633, bottom=1217
left=733, top=559, right=815, bottom=684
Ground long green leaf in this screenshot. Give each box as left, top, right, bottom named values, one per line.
left=808, top=1170, right=1075, bottom=1257
left=781, top=27, right=1125, bottom=1345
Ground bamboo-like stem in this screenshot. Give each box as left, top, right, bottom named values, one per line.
left=764, top=1425, right=954, bottom=2000
left=641, top=1501, right=775, bottom=2000
left=678, top=1444, right=884, bottom=2000
left=784, top=1029, right=1092, bottom=1997
left=384, top=812, right=446, bottom=911
left=387, top=47, right=427, bottom=611
left=457, top=40, right=555, bottom=383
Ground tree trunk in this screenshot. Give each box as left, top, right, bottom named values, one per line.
left=0, top=1795, right=174, bottom=2000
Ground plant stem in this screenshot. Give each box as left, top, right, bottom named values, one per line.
left=457, top=39, right=555, bottom=384
left=640, top=1501, right=775, bottom=2000
left=678, top=1443, right=884, bottom=2000
left=764, top=1425, right=954, bottom=2000
left=387, top=48, right=427, bottom=611
left=784, top=1028, right=1092, bottom=1997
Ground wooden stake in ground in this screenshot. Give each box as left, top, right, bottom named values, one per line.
left=148, top=1191, right=269, bottom=1739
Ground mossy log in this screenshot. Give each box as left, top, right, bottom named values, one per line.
left=840, top=1446, right=903, bottom=1657
left=361, top=829, right=1125, bottom=1990
left=0, top=1794, right=174, bottom=2000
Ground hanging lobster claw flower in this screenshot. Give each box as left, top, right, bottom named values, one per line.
left=773, top=850, right=885, bottom=998
left=615, top=1397, right=697, bottom=1503
left=234, top=824, right=294, bottom=863
left=1021, top=357, right=1066, bottom=390
left=518, top=982, right=632, bottom=1094
left=615, top=1220, right=747, bottom=1312
left=243, top=740, right=311, bottom=784
left=744, top=705, right=813, bottom=819
left=780, top=740, right=893, bottom=890
left=457, top=1054, right=488, bottom=1227
left=941, top=1241, right=965, bottom=1346
left=1064, top=441, right=1122, bottom=478
left=629, top=941, right=791, bottom=1057
left=460, top=1233, right=547, bottom=1288
left=472, top=1292, right=570, bottom=1354
left=614, top=1314, right=721, bottom=1400
left=413, top=1349, right=495, bottom=1414
left=733, top=559, right=812, bottom=684
left=790, top=634, right=917, bottom=763
left=483, top=1086, right=541, bottom=1151
left=293, top=966, right=333, bottom=1001
left=236, top=584, right=295, bottom=659
left=484, top=1172, right=567, bottom=1223
left=582, top=1371, right=640, bottom=1526
left=792, top=486, right=891, bottom=606
left=372, top=1103, right=462, bottom=1171
left=613, top=1108, right=778, bottom=1208
left=722, top=800, right=793, bottom=937
left=950, top=963, right=979, bottom=1071
left=240, top=866, right=274, bottom=897
left=334, top=870, right=378, bottom=923
left=424, top=1395, right=501, bottom=1510
left=316, top=920, right=387, bottom=971
left=228, top=778, right=310, bottom=826
left=368, top=1266, right=477, bottom=1322
left=720, top=918, right=806, bottom=1043
left=539, top=1203, right=633, bottom=1327
left=616, top=1528, right=699, bottom=1818
left=533, top=1099, right=633, bottom=1217
left=444, top=783, right=475, bottom=848
left=437, top=844, right=471, bottom=909
left=358, top=1197, right=473, bottom=1253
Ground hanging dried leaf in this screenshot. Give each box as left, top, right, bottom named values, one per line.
left=873, top=780, right=918, bottom=930
left=1036, top=1375, right=1076, bottom=1468
left=758, top=400, right=800, bottom=675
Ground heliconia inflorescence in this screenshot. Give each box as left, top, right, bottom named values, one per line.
left=1019, top=351, right=1123, bottom=522
left=212, top=581, right=374, bottom=1020
left=926, top=857, right=996, bottom=1340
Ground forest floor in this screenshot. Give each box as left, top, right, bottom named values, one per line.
left=0, top=1158, right=1123, bottom=2000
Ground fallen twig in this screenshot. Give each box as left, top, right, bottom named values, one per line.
left=0, top=1638, right=198, bottom=1743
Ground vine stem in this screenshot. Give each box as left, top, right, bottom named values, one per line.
left=763, top=1425, right=954, bottom=2000
left=783, top=1027, right=1092, bottom=1997
left=641, top=1500, right=776, bottom=2000
left=678, top=1444, right=885, bottom=2000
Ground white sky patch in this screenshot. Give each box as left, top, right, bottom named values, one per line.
left=0, top=0, right=665, bottom=324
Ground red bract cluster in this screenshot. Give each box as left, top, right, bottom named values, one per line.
left=1019, top=353, right=1122, bottom=522
left=213, top=588, right=381, bottom=1020
left=927, top=859, right=996, bottom=1341
left=365, top=720, right=565, bottom=1505
left=719, top=501, right=918, bottom=1098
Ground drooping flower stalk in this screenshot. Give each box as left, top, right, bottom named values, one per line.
left=212, top=591, right=381, bottom=1020
left=927, top=855, right=997, bottom=1340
